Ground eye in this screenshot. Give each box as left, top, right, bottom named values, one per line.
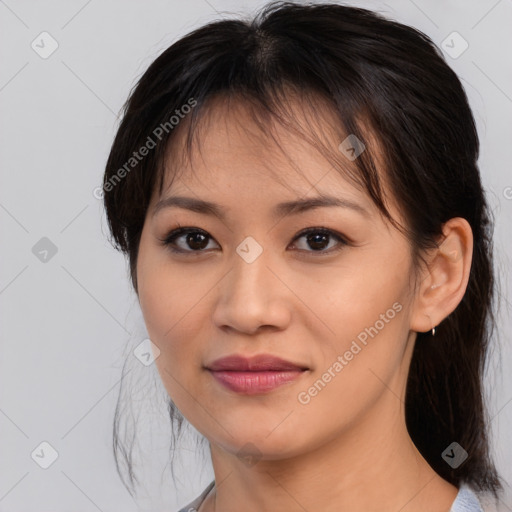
left=159, top=226, right=349, bottom=256
left=289, top=227, right=349, bottom=254
left=159, top=227, right=219, bottom=254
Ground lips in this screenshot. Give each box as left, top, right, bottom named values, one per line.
left=206, top=354, right=309, bottom=395
left=206, top=354, right=308, bottom=372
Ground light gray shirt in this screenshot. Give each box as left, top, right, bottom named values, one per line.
left=176, top=481, right=486, bottom=512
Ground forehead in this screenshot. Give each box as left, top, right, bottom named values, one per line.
left=162, top=95, right=359, bottom=187
left=154, top=92, right=397, bottom=222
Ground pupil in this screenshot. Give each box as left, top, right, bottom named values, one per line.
left=308, top=233, right=328, bottom=250
left=188, top=232, right=208, bottom=250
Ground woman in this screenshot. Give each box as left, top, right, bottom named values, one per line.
left=103, top=2, right=505, bottom=511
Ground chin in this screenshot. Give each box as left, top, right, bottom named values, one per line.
left=213, top=425, right=307, bottom=459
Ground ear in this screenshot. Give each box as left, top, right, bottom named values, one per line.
left=410, top=217, right=473, bottom=333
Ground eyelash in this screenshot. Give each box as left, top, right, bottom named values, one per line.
left=159, top=226, right=350, bottom=257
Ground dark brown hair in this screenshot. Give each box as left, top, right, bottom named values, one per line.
left=103, top=0, right=503, bottom=498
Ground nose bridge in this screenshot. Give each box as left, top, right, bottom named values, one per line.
left=230, top=235, right=272, bottom=300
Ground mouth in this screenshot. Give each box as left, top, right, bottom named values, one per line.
left=205, top=354, right=309, bottom=395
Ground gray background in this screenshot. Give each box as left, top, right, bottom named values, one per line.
left=0, top=0, right=511, bottom=511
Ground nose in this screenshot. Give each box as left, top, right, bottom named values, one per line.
left=211, top=244, right=292, bottom=335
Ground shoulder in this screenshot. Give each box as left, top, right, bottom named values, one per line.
left=451, top=484, right=485, bottom=512
left=451, top=483, right=509, bottom=512
left=175, top=480, right=215, bottom=512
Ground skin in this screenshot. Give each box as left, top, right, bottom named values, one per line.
left=136, top=97, right=473, bottom=512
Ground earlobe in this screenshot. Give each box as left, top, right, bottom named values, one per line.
left=410, top=218, right=473, bottom=334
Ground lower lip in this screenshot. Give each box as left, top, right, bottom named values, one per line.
left=209, top=370, right=305, bottom=394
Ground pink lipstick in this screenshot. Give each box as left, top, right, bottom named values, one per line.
left=206, top=354, right=308, bottom=395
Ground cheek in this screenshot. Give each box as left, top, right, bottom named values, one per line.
left=138, top=269, right=211, bottom=419
left=136, top=254, right=227, bottom=413
left=138, top=266, right=204, bottom=359
left=297, top=257, right=412, bottom=398
left=137, top=236, right=203, bottom=339
left=296, top=255, right=409, bottom=343
left=136, top=248, right=204, bottom=382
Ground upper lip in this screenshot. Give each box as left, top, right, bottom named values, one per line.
left=206, top=354, right=309, bottom=372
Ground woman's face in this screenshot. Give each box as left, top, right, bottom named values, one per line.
left=136, top=100, right=420, bottom=461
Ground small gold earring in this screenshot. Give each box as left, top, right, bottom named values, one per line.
left=432, top=326, right=436, bottom=336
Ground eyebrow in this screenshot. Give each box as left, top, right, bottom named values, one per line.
left=152, top=194, right=369, bottom=220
